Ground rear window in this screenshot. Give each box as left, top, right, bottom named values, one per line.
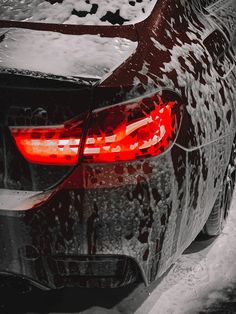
left=0, top=0, right=157, bottom=25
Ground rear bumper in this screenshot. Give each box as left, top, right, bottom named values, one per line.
left=0, top=255, right=139, bottom=289
left=0, top=145, right=186, bottom=289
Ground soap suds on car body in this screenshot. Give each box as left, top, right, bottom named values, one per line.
left=0, top=0, right=157, bottom=25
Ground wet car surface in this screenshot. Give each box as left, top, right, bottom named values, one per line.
left=0, top=192, right=236, bottom=313
left=0, top=0, right=236, bottom=291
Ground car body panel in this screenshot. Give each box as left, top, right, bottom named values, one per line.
left=0, top=0, right=235, bottom=288
left=0, top=29, right=138, bottom=79
left=0, top=0, right=157, bottom=26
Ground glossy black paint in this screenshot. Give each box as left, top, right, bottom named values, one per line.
left=0, top=0, right=235, bottom=288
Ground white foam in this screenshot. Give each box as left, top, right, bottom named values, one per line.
left=0, top=28, right=137, bottom=78
left=0, top=0, right=157, bottom=25
left=0, top=188, right=52, bottom=211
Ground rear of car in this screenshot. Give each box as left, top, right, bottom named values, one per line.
left=0, top=72, right=182, bottom=289
left=0, top=0, right=186, bottom=289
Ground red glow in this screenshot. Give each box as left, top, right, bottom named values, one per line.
left=10, top=125, right=82, bottom=166
left=83, top=94, right=177, bottom=163
left=10, top=93, right=178, bottom=165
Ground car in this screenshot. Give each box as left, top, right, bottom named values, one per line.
left=0, top=0, right=235, bottom=290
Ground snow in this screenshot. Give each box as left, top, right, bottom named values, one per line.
left=0, top=0, right=157, bottom=25
left=0, top=28, right=137, bottom=78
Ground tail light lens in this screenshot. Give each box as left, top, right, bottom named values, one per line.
left=83, top=93, right=179, bottom=163
left=10, top=92, right=180, bottom=165
left=10, top=118, right=84, bottom=166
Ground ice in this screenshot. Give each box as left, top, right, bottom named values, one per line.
left=0, top=0, right=157, bottom=25
left=0, top=28, right=137, bottom=78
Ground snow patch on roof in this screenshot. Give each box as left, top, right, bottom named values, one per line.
left=0, top=0, right=157, bottom=25
left=0, top=28, right=137, bottom=78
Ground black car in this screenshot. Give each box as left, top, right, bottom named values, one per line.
left=0, top=0, right=235, bottom=289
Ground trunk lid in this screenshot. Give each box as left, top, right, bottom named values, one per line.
left=0, top=27, right=137, bottom=80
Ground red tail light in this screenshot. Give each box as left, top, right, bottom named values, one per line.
left=83, top=94, right=178, bottom=163
left=10, top=121, right=83, bottom=166
left=10, top=93, right=180, bottom=165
